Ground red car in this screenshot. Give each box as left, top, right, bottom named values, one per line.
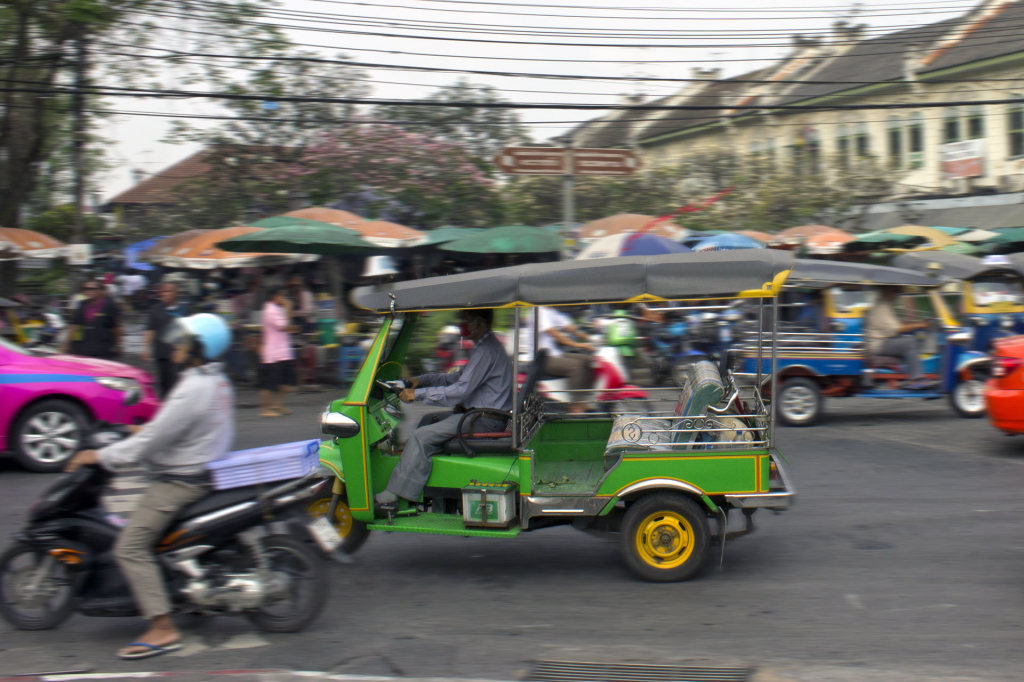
left=985, top=335, right=1024, bottom=435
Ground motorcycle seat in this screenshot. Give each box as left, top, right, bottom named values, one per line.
left=178, top=483, right=268, bottom=519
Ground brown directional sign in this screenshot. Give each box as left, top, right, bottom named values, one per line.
left=493, top=147, right=640, bottom=176
left=571, top=148, right=640, bottom=176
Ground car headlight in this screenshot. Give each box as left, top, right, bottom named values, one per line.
left=95, top=377, right=142, bottom=393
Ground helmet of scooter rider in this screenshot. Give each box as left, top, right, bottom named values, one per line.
left=164, top=312, right=232, bottom=362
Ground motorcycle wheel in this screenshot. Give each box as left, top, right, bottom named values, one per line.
left=246, top=535, right=328, bottom=633
left=0, top=542, right=79, bottom=630
left=306, top=494, right=370, bottom=555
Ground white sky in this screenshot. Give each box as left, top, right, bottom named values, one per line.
left=96, top=0, right=976, bottom=200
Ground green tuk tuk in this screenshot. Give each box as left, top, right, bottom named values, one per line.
left=314, top=251, right=796, bottom=581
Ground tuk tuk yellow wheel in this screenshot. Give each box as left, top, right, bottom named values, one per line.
left=622, top=493, right=709, bottom=582
left=306, top=494, right=370, bottom=554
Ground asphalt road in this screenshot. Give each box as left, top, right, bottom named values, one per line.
left=1, top=388, right=1022, bottom=681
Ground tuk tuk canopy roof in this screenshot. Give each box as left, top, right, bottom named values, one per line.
left=351, top=250, right=795, bottom=312
left=893, top=252, right=1024, bottom=280
left=788, top=259, right=941, bottom=288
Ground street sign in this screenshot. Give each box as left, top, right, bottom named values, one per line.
left=493, top=147, right=640, bottom=176
left=571, top=148, right=640, bottom=176
left=493, top=147, right=568, bottom=175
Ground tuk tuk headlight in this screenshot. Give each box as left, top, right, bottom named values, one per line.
left=320, top=411, right=360, bottom=438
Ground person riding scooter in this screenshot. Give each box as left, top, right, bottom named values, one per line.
left=529, top=306, right=594, bottom=413
left=65, top=313, right=235, bottom=660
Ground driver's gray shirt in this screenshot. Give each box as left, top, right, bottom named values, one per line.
left=415, top=331, right=513, bottom=411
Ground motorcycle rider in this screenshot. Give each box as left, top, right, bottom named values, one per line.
left=531, top=306, right=594, bottom=413
left=65, top=313, right=234, bottom=660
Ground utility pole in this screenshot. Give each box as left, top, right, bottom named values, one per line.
left=562, top=136, right=575, bottom=236
left=69, top=30, right=89, bottom=290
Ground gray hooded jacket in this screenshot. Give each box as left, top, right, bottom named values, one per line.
left=98, top=363, right=235, bottom=477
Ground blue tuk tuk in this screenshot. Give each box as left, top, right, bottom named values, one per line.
left=735, top=259, right=986, bottom=426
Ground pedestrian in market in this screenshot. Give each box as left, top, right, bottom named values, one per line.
left=286, top=274, right=316, bottom=334
left=142, top=281, right=189, bottom=397
left=65, top=278, right=122, bottom=359
left=259, top=287, right=295, bottom=417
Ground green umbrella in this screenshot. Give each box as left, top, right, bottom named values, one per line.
left=929, top=226, right=972, bottom=236
left=940, top=241, right=982, bottom=255
left=421, top=226, right=484, bottom=245
left=440, top=225, right=563, bottom=254
left=843, top=231, right=922, bottom=251
left=216, top=223, right=378, bottom=255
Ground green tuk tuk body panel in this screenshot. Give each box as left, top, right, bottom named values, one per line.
left=597, top=451, right=770, bottom=499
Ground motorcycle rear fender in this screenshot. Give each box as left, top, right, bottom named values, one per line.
left=956, top=351, right=991, bottom=375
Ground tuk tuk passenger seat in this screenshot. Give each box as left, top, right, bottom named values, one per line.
left=604, top=358, right=726, bottom=456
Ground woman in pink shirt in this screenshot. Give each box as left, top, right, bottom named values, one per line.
left=260, top=288, right=295, bottom=417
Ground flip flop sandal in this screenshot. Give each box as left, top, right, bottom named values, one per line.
left=117, top=641, right=182, bottom=660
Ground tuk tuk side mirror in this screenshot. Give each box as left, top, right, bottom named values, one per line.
left=123, top=387, right=141, bottom=407
left=321, top=411, right=360, bottom=438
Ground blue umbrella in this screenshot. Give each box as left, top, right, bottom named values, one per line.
left=124, top=236, right=168, bottom=271
left=692, top=233, right=765, bottom=252
left=576, top=232, right=691, bottom=259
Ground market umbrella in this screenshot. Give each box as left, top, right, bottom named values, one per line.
left=842, top=231, right=925, bottom=253
left=940, top=241, right=983, bottom=255
left=956, top=228, right=1000, bottom=242
left=736, top=230, right=773, bottom=243
left=0, top=227, right=66, bottom=258
left=577, top=213, right=684, bottom=241
left=146, top=226, right=316, bottom=269
left=248, top=216, right=343, bottom=230
left=802, top=231, right=855, bottom=255
left=282, top=206, right=365, bottom=227
left=350, top=220, right=427, bottom=248
left=216, top=223, right=378, bottom=256
left=575, top=232, right=691, bottom=260
left=440, top=225, right=563, bottom=254
left=884, top=225, right=957, bottom=248
left=123, top=236, right=167, bottom=271
left=770, top=224, right=843, bottom=247
left=982, top=227, right=1024, bottom=254
left=692, top=232, right=765, bottom=252
left=929, top=226, right=972, bottom=236
left=421, top=226, right=485, bottom=245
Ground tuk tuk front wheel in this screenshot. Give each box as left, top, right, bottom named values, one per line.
left=778, top=377, right=822, bottom=427
left=622, top=494, right=709, bottom=582
left=306, top=494, right=370, bottom=554
left=949, top=378, right=986, bottom=418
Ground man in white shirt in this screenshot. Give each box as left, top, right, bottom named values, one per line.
left=531, top=306, right=594, bottom=413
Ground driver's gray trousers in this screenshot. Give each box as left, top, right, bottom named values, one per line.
left=386, top=412, right=508, bottom=502
left=115, top=478, right=209, bottom=618
left=878, top=335, right=922, bottom=380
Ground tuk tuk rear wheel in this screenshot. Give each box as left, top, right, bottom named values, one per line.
left=306, top=494, right=370, bottom=554
left=778, top=377, right=822, bottom=427
left=949, top=378, right=985, bottom=418
left=622, top=494, right=709, bottom=582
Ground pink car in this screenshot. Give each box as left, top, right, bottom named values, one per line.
left=0, top=337, right=160, bottom=472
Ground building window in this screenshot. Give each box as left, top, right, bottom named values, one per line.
left=836, top=124, right=851, bottom=169
left=888, top=116, right=904, bottom=169
left=855, top=122, right=870, bottom=157
left=943, top=107, right=961, bottom=143
left=908, top=112, right=924, bottom=168
left=1010, top=99, right=1024, bottom=158
left=966, top=105, right=985, bottom=139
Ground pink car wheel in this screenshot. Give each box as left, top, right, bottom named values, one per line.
left=11, top=399, right=88, bottom=473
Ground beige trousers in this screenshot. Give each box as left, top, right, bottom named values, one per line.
left=114, top=479, right=208, bottom=619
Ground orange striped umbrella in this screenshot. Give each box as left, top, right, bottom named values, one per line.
left=0, top=227, right=66, bottom=258
left=143, top=226, right=315, bottom=269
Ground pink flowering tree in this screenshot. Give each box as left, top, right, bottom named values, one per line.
left=291, top=124, right=501, bottom=227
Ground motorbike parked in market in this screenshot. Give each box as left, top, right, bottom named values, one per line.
left=0, top=416, right=334, bottom=632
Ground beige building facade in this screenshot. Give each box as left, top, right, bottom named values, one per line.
left=572, top=0, right=1024, bottom=204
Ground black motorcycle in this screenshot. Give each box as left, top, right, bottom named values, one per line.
left=0, top=430, right=334, bottom=633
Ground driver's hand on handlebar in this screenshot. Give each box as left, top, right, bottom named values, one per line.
left=404, top=376, right=420, bottom=389
left=399, top=388, right=416, bottom=403
left=65, top=449, right=100, bottom=472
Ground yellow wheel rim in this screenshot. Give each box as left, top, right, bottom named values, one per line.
left=634, top=510, right=695, bottom=569
left=307, top=497, right=355, bottom=538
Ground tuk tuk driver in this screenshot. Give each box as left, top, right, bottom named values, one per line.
left=375, top=308, right=513, bottom=510
left=863, top=287, right=931, bottom=390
